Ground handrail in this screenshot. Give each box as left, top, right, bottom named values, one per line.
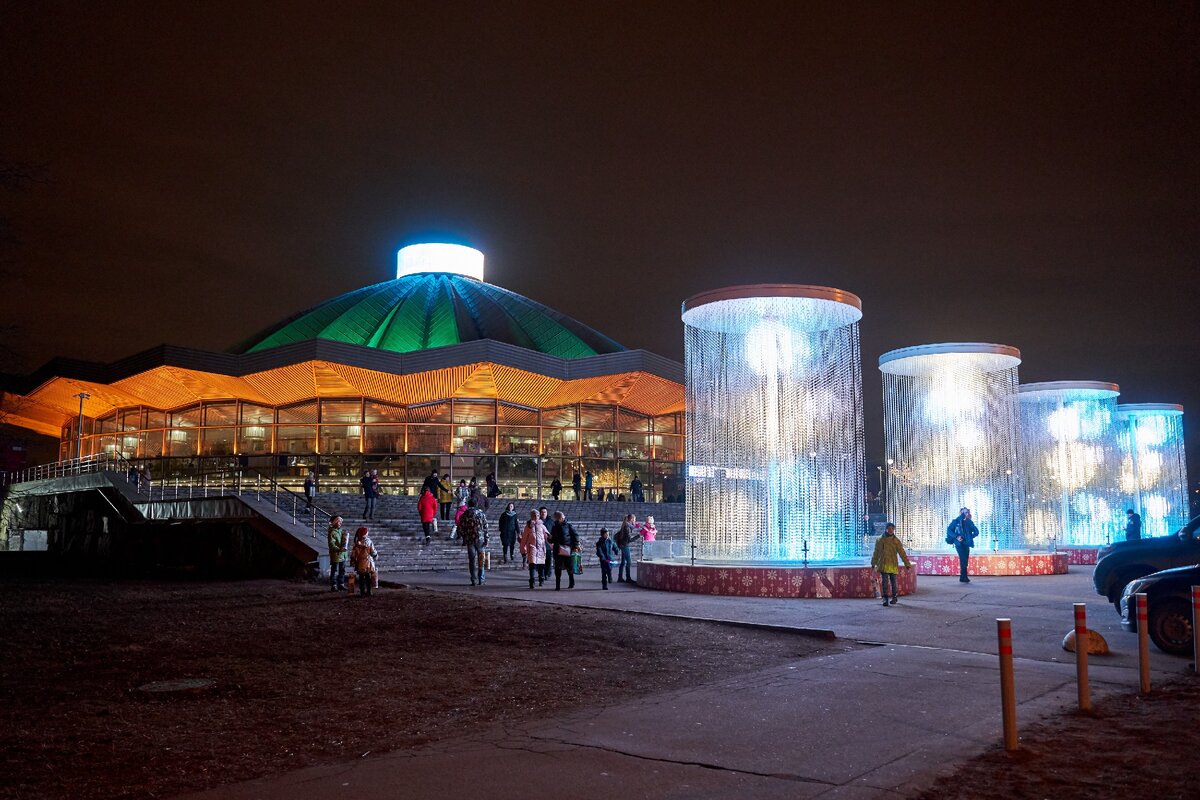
left=1, top=455, right=331, bottom=540
left=0, top=452, right=136, bottom=485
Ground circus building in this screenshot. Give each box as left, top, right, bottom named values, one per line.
left=0, top=244, right=686, bottom=500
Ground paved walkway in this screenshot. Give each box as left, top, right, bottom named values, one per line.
left=179, top=567, right=1194, bottom=799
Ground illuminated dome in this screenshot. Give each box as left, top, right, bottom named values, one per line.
left=234, top=246, right=624, bottom=358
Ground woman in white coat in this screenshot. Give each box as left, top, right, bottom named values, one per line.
left=519, top=509, right=549, bottom=589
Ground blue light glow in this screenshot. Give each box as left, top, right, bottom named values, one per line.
left=1118, top=404, right=1188, bottom=537
left=1019, top=382, right=1121, bottom=547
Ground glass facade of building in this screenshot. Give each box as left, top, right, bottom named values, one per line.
left=61, top=398, right=684, bottom=500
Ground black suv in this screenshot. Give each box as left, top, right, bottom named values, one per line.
left=1120, top=564, right=1199, bottom=656
left=1092, top=514, right=1200, bottom=612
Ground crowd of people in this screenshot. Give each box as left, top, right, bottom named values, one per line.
left=320, top=468, right=1012, bottom=603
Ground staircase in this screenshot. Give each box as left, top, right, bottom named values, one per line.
left=308, top=492, right=685, bottom=572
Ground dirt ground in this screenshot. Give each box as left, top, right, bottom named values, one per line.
left=2, top=579, right=1198, bottom=800
left=0, top=578, right=839, bottom=800
left=915, top=678, right=1200, bottom=800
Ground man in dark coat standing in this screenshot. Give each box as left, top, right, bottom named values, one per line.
left=614, top=513, right=636, bottom=583
left=549, top=511, right=579, bottom=590
left=946, top=507, right=979, bottom=583
left=1124, top=509, right=1143, bottom=542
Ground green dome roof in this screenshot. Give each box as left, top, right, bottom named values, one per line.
left=233, top=272, right=626, bottom=359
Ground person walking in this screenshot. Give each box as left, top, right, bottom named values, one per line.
left=437, top=473, right=453, bottom=521
left=418, top=487, right=438, bottom=544
left=420, top=469, right=440, bottom=497
left=550, top=477, right=562, bottom=500
left=468, top=478, right=487, bottom=511
left=303, top=471, right=317, bottom=512
left=458, top=498, right=489, bottom=586
left=595, top=527, right=619, bottom=589
left=549, top=511, right=579, bottom=590
left=327, top=515, right=348, bottom=592
left=615, top=513, right=636, bottom=583
left=538, top=507, right=553, bottom=583
left=350, top=526, right=378, bottom=597
left=1124, top=509, right=1143, bottom=542
left=498, top=502, right=519, bottom=563
left=572, top=471, right=582, bottom=500
left=629, top=474, right=644, bottom=503
left=583, top=470, right=594, bottom=501
left=519, top=510, right=549, bottom=589
left=872, top=523, right=912, bottom=606
left=360, top=470, right=378, bottom=520
left=946, top=507, right=979, bottom=583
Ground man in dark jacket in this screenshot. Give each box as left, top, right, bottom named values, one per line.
left=458, top=499, right=489, bottom=586
left=629, top=475, right=644, bottom=503
left=420, top=470, right=440, bottom=497
left=550, top=511, right=579, bottom=590
left=360, top=471, right=378, bottom=520
left=946, top=507, right=979, bottom=583
left=614, top=513, right=636, bottom=583
left=1124, top=509, right=1143, bottom=542
left=572, top=471, right=582, bottom=501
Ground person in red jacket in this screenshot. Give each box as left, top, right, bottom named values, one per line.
left=417, top=488, right=438, bottom=545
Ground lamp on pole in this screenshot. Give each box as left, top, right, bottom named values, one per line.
left=74, top=392, right=90, bottom=460
left=884, top=458, right=894, bottom=516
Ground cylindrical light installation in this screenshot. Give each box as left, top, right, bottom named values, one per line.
left=880, top=343, right=1024, bottom=551
left=1117, top=403, right=1189, bottom=537
left=682, top=285, right=866, bottom=562
left=1019, top=381, right=1122, bottom=547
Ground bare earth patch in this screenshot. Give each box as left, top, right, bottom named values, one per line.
left=0, top=578, right=837, bottom=799
left=915, top=678, right=1200, bottom=800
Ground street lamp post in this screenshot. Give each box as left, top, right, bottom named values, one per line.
left=74, top=392, right=90, bottom=461
left=884, top=458, right=894, bottom=517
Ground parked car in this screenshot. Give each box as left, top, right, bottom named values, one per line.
left=1092, top=514, right=1200, bottom=612
left=1119, top=564, right=1199, bottom=656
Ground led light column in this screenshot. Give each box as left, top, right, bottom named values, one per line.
left=682, top=285, right=866, bottom=561
left=1019, top=381, right=1122, bottom=547
left=1117, top=403, right=1189, bottom=537
left=880, top=343, right=1024, bottom=551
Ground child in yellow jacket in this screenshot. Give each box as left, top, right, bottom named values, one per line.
left=871, top=523, right=912, bottom=606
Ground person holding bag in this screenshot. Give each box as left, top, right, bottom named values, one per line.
left=549, top=510, right=579, bottom=590
left=519, top=510, right=549, bottom=589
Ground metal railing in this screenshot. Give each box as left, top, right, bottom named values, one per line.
left=1, top=452, right=136, bottom=485
left=130, top=466, right=331, bottom=540
left=2, top=455, right=331, bottom=540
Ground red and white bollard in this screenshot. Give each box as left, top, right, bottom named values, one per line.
left=1135, top=593, right=1151, bottom=694
left=1074, top=603, right=1090, bottom=711
left=997, top=618, right=1018, bottom=751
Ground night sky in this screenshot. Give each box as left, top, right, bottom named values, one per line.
left=1, top=2, right=1197, bottom=475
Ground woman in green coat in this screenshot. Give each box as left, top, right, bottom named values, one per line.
left=871, top=523, right=912, bottom=606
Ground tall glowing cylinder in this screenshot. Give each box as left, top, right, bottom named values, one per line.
left=682, top=285, right=866, bottom=561
left=880, top=343, right=1024, bottom=551
left=1019, top=381, right=1122, bottom=547
left=1117, top=403, right=1189, bottom=537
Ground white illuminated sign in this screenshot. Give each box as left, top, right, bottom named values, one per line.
left=396, top=243, right=485, bottom=280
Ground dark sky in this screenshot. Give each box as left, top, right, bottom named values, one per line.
left=1, top=2, right=1197, bottom=473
